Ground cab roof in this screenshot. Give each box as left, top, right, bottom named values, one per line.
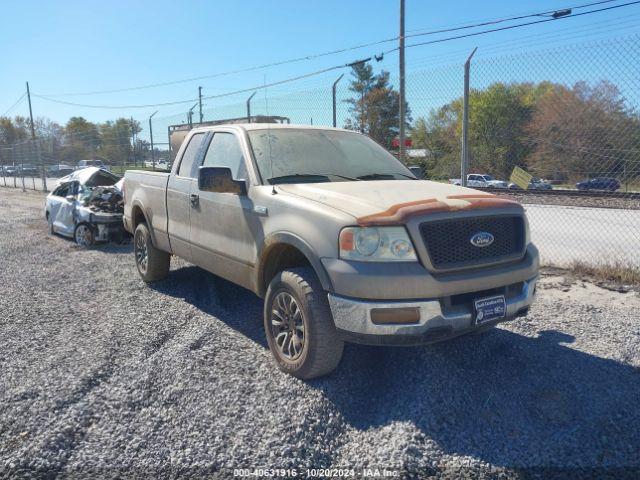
left=189, top=123, right=353, bottom=134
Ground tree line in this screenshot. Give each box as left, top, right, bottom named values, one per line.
left=0, top=115, right=148, bottom=166
left=342, top=66, right=639, bottom=182
left=2, top=65, right=638, bottom=181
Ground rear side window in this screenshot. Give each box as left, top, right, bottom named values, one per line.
left=178, top=133, right=206, bottom=177
left=202, top=132, right=247, bottom=179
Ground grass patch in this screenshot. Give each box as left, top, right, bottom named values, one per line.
left=570, top=260, right=640, bottom=285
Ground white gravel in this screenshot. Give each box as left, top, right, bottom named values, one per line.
left=1, top=188, right=639, bottom=479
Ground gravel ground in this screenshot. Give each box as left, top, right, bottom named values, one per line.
left=1, top=188, right=639, bottom=479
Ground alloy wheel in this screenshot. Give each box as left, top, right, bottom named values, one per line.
left=135, top=231, right=148, bottom=274
left=75, top=225, right=92, bottom=246
left=270, top=291, right=305, bottom=360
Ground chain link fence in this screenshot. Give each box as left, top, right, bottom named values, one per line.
left=1, top=34, right=639, bottom=269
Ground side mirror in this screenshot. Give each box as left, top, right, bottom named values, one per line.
left=65, top=195, right=75, bottom=202
left=198, top=166, right=247, bottom=195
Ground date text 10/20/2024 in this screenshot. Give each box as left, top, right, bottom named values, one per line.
left=233, top=468, right=400, bottom=477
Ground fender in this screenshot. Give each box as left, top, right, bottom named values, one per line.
left=257, top=232, right=333, bottom=297
left=130, top=199, right=158, bottom=248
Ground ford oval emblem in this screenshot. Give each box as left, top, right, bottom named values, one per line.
left=470, top=232, right=494, bottom=248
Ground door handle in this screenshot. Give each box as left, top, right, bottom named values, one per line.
left=190, top=194, right=199, bottom=207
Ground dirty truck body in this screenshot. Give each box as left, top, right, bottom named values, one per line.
left=124, top=124, right=538, bottom=378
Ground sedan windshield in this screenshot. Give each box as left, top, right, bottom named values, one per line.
left=247, top=128, right=415, bottom=184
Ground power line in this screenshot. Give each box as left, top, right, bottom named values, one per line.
left=385, top=1, right=640, bottom=54
left=405, top=0, right=620, bottom=40
left=37, top=0, right=622, bottom=98
left=399, top=17, right=640, bottom=70
left=1, top=93, right=27, bottom=117
left=33, top=62, right=364, bottom=110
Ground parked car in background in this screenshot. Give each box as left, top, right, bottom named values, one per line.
left=449, top=174, right=508, bottom=188
left=576, top=177, right=620, bottom=192
left=14, top=164, right=39, bottom=177
left=48, top=164, right=75, bottom=178
left=3, top=165, right=17, bottom=176
left=144, top=159, right=170, bottom=170
left=508, top=178, right=553, bottom=190
left=124, top=124, right=538, bottom=379
left=76, top=159, right=110, bottom=171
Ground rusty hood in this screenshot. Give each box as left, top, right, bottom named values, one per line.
left=277, top=180, right=522, bottom=225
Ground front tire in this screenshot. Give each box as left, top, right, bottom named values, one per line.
left=264, top=267, right=344, bottom=379
left=134, top=222, right=170, bottom=282
left=74, top=223, right=94, bottom=246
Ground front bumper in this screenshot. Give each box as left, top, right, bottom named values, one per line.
left=327, top=275, right=538, bottom=346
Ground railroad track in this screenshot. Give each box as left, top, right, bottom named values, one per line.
left=477, top=186, right=640, bottom=199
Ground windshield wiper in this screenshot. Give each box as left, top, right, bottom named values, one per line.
left=268, top=172, right=360, bottom=184
left=357, top=172, right=417, bottom=180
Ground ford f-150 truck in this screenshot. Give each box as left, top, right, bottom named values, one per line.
left=124, top=124, right=538, bottom=379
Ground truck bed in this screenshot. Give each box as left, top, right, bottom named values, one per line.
left=123, top=170, right=171, bottom=245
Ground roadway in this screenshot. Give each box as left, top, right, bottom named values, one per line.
left=524, top=204, right=640, bottom=268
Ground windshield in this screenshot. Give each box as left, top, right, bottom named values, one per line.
left=247, top=129, right=414, bottom=184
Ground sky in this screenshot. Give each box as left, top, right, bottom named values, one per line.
left=2, top=0, right=639, bottom=143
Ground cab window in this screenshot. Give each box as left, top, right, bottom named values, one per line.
left=202, top=132, right=247, bottom=179
left=177, top=133, right=206, bottom=178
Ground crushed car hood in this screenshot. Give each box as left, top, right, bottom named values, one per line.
left=277, top=180, right=520, bottom=224
left=56, top=167, right=119, bottom=187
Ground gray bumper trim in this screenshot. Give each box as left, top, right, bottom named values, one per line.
left=327, top=276, right=537, bottom=342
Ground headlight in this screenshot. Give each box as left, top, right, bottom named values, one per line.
left=339, top=226, right=417, bottom=262
left=524, top=215, right=531, bottom=245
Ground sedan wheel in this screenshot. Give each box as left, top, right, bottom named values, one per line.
left=74, top=223, right=94, bottom=246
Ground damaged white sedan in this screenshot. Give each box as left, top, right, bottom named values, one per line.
left=44, top=167, right=127, bottom=246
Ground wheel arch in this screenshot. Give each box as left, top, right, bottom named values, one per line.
left=256, top=233, right=333, bottom=298
left=130, top=201, right=158, bottom=247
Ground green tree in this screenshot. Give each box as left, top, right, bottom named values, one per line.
left=99, top=118, right=138, bottom=165
left=526, top=80, right=640, bottom=182
left=61, top=117, right=101, bottom=163
left=0, top=116, right=30, bottom=145
left=344, top=63, right=411, bottom=148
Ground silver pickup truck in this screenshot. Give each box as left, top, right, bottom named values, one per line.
left=124, top=124, right=538, bottom=378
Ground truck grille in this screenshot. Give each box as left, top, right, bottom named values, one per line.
left=419, top=215, right=525, bottom=269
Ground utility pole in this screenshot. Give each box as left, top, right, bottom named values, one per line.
left=398, top=0, right=406, bottom=162
left=26, top=82, right=36, bottom=140
left=332, top=74, right=344, bottom=128
left=149, top=110, right=158, bottom=170
left=198, top=86, right=203, bottom=123
left=460, top=47, right=477, bottom=188
left=26, top=82, right=47, bottom=192
left=130, top=117, right=136, bottom=169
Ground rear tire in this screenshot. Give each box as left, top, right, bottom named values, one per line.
left=134, top=222, right=170, bottom=282
left=264, top=267, right=344, bottom=379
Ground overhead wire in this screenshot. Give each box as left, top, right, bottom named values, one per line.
left=1, top=93, right=27, bottom=117
left=33, top=63, right=361, bottom=109
left=37, top=0, right=626, bottom=98
left=383, top=0, right=640, bottom=54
